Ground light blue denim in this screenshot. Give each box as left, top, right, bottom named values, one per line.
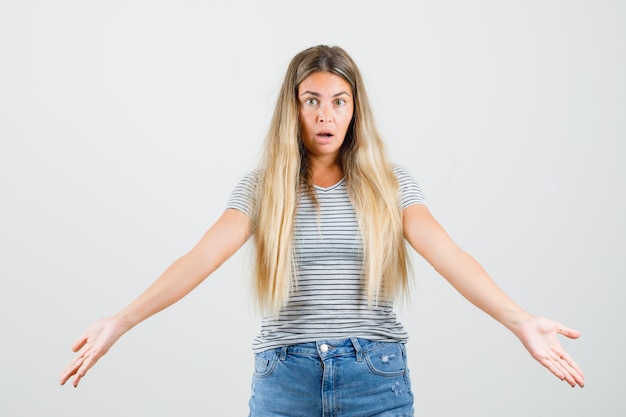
left=248, top=338, right=414, bottom=417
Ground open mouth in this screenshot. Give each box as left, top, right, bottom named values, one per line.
left=315, top=132, right=334, bottom=144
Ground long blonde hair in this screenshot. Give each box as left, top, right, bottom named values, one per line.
left=253, top=45, right=409, bottom=314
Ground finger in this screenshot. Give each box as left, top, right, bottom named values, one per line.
left=561, top=365, right=584, bottom=388
left=538, top=356, right=566, bottom=382
left=72, top=372, right=84, bottom=387
left=64, top=358, right=88, bottom=387
left=572, top=371, right=585, bottom=387
left=71, top=334, right=89, bottom=352
left=72, top=350, right=100, bottom=387
left=538, top=351, right=577, bottom=385
left=556, top=325, right=581, bottom=340
left=559, top=350, right=584, bottom=380
left=546, top=348, right=584, bottom=388
left=549, top=342, right=585, bottom=387
left=59, top=356, right=84, bottom=385
left=557, top=354, right=585, bottom=387
left=557, top=362, right=577, bottom=387
left=59, top=367, right=75, bottom=385
left=60, top=344, right=94, bottom=384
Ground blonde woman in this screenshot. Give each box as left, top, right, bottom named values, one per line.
left=60, top=45, right=584, bottom=416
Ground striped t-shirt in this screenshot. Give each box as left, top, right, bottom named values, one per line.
left=227, top=165, right=426, bottom=353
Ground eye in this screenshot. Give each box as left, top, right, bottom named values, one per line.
left=304, top=98, right=318, bottom=106
left=334, top=98, right=346, bottom=106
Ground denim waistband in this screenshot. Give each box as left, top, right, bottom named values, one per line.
left=275, top=338, right=403, bottom=362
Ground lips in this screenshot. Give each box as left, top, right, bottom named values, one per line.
left=315, top=131, right=334, bottom=143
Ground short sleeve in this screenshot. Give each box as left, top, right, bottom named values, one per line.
left=226, top=170, right=260, bottom=217
left=393, top=164, right=426, bottom=210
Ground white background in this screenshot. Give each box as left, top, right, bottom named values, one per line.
left=1, top=1, right=624, bottom=416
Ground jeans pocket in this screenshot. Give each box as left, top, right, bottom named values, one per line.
left=253, top=349, right=279, bottom=378
left=364, top=342, right=407, bottom=378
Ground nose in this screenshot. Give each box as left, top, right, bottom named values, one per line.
left=318, top=103, right=332, bottom=123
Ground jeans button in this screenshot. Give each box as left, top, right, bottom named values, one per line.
left=320, top=343, right=329, bottom=353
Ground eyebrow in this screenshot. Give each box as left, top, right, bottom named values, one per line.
left=299, top=90, right=351, bottom=98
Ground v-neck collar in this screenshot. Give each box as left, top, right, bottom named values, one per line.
left=313, top=177, right=346, bottom=192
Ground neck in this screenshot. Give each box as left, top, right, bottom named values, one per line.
left=308, top=156, right=343, bottom=188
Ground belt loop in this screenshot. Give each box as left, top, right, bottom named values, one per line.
left=351, top=337, right=363, bottom=362
left=279, top=346, right=288, bottom=361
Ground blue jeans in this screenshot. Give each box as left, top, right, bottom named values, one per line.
left=248, top=338, right=414, bottom=417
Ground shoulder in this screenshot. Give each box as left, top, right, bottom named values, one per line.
left=390, top=163, right=427, bottom=208
left=238, top=169, right=263, bottom=185
left=230, top=169, right=264, bottom=194
left=391, top=163, right=413, bottom=181
left=226, top=169, right=263, bottom=216
left=391, top=163, right=420, bottom=190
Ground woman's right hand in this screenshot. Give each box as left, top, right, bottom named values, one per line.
left=59, top=209, right=251, bottom=388
left=59, top=316, right=128, bottom=387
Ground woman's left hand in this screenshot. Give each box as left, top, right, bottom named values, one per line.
left=516, top=315, right=585, bottom=387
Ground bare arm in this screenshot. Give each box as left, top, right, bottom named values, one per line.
left=59, top=208, right=251, bottom=387
left=402, top=204, right=584, bottom=387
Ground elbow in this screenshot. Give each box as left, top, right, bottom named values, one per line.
left=428, top=245, right=467, bottom=277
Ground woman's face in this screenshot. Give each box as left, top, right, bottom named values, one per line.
left=297, top=71, right=354, bottom=164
